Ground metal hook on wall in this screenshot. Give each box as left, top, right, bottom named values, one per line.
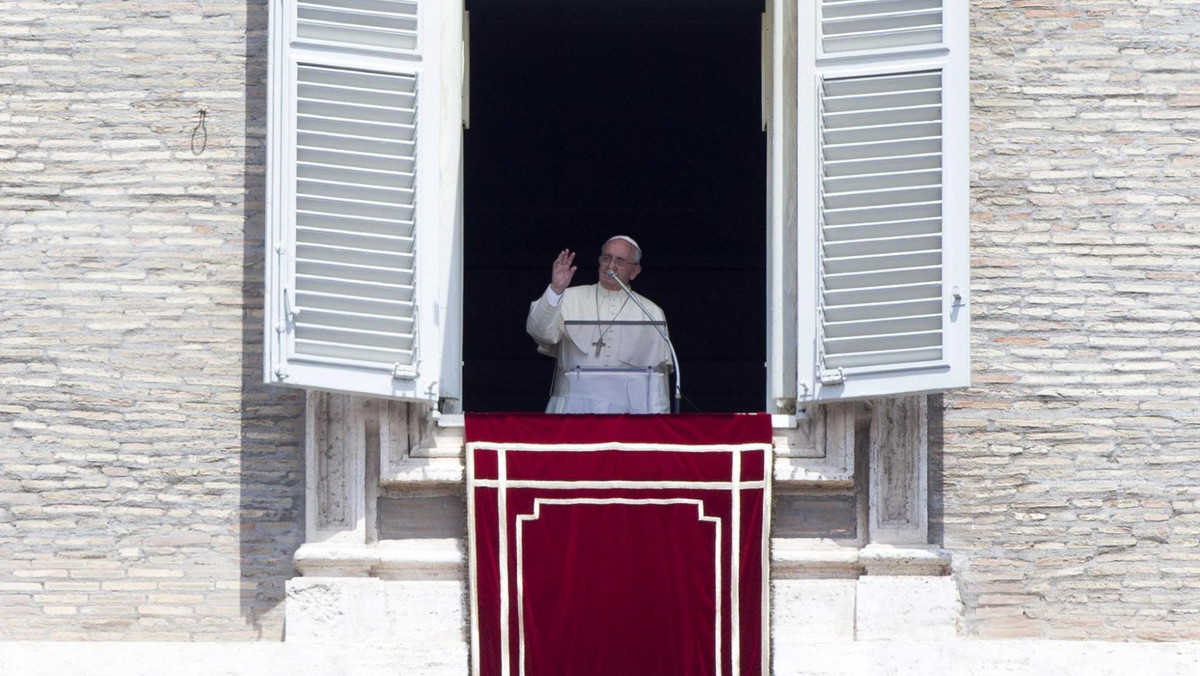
left=190, top=109, right=208, bottom=156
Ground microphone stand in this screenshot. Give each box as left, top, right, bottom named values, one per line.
left=606, top=270, right=682, bottom=414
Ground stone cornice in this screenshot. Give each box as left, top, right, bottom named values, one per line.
left=294, top=540, right=466, bottom=579
left=295, top=538, right=949, bottom=580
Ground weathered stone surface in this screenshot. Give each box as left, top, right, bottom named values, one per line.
left=855, top=576, right=958, bottom=641
left=772, top=579, right=856, bottom=642
left=935, top=0, right=1200, bottom=640
left=4, top=0, right=1200, bottom=645
left=0, top=0, right=305, bottom=640
left=284, top=577, right=386, bottom=643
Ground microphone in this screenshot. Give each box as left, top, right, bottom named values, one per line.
left=605, top=270, right=682, bottom=414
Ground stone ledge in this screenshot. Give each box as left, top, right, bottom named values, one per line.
left=293, top=543, right=379, bottom=578
left=771, top=540, right=952, bottom=578
left=379, top=455, right=857, bottom=487
left=859, top=543, right=952, bottom=576
left=294, top=539, right=465, bottom=579
left=771, top=540, right=863, bottom=579
left=380, top=456, right=465, bottom=485
left=296, top=539, right=948, bottom=581
left=376, top=540, right=467, bottom=580
left=773, top=456, right=855, bottom=487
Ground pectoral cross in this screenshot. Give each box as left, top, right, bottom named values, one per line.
left=592, top=336, right=606, bottom=357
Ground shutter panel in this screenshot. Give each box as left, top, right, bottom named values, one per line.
left=798, top=0, right=967, bottom=402
left=293, top=65, right=418, bottom=370
left=819, top=70, right=944, bottom=371
left=266, top=0, right=461, bottom=402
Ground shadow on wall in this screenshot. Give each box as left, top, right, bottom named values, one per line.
left=927, top=393, right=945, bottom=546
left=239, top=1, right=307, bottom=638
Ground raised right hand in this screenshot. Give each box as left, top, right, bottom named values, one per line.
left=550, top=249, right=577, bottom=294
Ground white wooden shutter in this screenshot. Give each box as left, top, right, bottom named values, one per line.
left=797, top=0, right=968, bottom=402
left=266, top=0, right=462, bottom=403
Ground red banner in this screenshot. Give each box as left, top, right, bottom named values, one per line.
left=467, top=414, right=772, bottom=676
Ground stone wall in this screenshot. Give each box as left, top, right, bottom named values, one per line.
left=0, top=1, right=306, bottom=639
left=3, top=0, right=1200, bottom=645
left=942, top=0, right=1200, bottom=639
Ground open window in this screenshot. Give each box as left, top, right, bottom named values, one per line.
left=264, top=0, right=969, bottom=411
left=461, top=0, right=768, bottom=412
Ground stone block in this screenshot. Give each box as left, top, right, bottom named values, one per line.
left=284, top=577, right=386, bottom=643
left=383, top=580, right=467, bottom=646
left=771, top=579, right=855, bottom=642
left=855, top=576, right=957, bottom=641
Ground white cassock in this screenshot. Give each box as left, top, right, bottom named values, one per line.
left=527, top=283, right=672, bottom=414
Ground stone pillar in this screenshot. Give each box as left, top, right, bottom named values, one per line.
left=307, top=392, right=372, bottom=546
left=286, top=394, right=466, bottom=656
left=868, top=394, right=928, bottom=546
left=288, top=392, right=384, bottom=640
left=856, top=394, right=956, bottom=640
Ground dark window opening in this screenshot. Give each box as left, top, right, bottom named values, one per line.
left=463, top=0, right=766, bottom=412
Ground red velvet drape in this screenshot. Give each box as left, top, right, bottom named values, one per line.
left=467, top=413, right=771, bottom=676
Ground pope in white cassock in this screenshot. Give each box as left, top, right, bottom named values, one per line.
left=526, top=235, right=673, bottom=414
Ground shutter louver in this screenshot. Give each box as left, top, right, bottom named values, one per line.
left=818, top=70, right=944, bottom=373
left=292, top=65, right=419, bottom=372
left=821, top=0, right=943, bottom=54
left=298, top=0, right=418, bottom=51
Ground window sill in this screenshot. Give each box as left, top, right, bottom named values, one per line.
left=433, top=412, right=805, bottom=428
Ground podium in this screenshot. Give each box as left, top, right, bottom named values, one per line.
left=557, top=367, right=668, bottom=414
left=546, top=320, right=674, bottom=415
left=466, top=413, right=772, bottom=676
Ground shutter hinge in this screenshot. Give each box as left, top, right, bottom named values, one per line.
left=952, top=286, right=965, bottom=308
left=819, top=368, right=844, bottom=386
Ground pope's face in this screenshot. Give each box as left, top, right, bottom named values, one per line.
left=597, top=239, right=641, bottom=291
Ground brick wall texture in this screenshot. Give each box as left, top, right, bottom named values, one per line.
left=936, top=0, right=1200, bottom=640
left=2, top=0, right=1199, bottom=643
left=0, top=2, right=306, bottom=640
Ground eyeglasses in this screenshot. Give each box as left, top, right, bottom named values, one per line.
left=598, top=254, right=637, bottom=268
